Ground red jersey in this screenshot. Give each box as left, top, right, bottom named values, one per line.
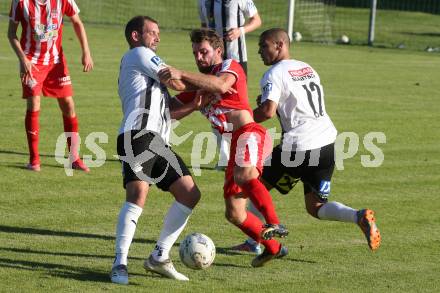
left=9, top=0, right=79, bottom=65
left=176, top=59, right=252, bottom=133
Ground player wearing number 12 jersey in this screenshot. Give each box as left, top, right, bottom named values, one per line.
left=252, top=28, right=381, bottom=252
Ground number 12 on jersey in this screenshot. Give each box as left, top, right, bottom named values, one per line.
left=302, top=82, right=324, bottom=118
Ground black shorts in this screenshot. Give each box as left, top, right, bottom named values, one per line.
left=117, top=130, right=191, bottom=191
left=262, top=143, right=335, bottom=201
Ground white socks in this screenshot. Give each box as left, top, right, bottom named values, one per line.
left=152, top=201, right=192, bottom=262
left=317, top=201, right=357, bottom=223
left=113, top=202, right=143, bottom=268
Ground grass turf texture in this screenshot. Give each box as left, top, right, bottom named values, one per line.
left=1, top=18, right=440, bottom=292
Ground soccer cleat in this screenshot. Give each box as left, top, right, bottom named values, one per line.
left=230, top=240, right=262, bottom=255
left=26, top=163, right=41, bottom=172
left=71, top=158, right=90, bottom=172
left=261, top=224, right=289, bottom=240
left=144, top=255, right=189, bottom=281
left=110, top=264, right=129, bottom=285
left=251, top=245, right=288, bottom=267
left=357, top=209, right=381, bottom=251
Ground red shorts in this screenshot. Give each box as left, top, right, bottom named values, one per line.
left=22, top=55, right=73, bottom=98
left=224, top=122, right=273, bottom=198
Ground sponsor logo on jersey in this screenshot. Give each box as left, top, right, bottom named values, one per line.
left=319, top=180, right=331, bottom=197
left=150, top=56, right=163, bottom=67
left=262, top=82, right=272, bottom=93
left=288, top=67, right=313, bottom=77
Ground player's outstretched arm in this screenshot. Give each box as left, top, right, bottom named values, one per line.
left=180, top=70, right=236, bottom=94
left=169, top=92, right=213, bottom=120
left=70, top=14, right=93, bottom=72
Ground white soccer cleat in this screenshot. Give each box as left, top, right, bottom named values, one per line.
left=144, top=255, right=189, bottom=281
left=110, top=264, right=129, bottom=285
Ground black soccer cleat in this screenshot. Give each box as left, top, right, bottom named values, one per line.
left=261, top=224, right=289, bottom=240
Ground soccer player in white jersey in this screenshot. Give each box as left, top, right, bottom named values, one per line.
left=251, top=28, right=381, bottom=252
left=8, top=0, right=93, bottom=172
left=110, top=16, right=210, bottom=285
left=198, top=0, right=262, bottom=171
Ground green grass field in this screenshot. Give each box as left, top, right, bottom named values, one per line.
left=1, top=15, right=440, bottom=292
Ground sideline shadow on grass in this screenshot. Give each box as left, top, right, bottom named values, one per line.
left=0, top=247, right=143, bottom=261
left=0, top=225, right=155, bottom=244
left=0, top=257, right=147, bottom=283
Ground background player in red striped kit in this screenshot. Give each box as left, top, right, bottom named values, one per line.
left=7, top=0, right=93, bottom=171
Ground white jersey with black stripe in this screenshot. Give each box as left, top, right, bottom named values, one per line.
left=118, top=46, right=171, bottom=145
left=260, top=59, right=337, bottom=151
left=198, top=0, right=257, bottom=63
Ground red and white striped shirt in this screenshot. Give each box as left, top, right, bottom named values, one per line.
left=9, top=0, right=79, bottom=65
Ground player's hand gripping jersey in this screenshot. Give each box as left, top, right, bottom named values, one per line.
left=176, top=59, right=252, bottom=133
left=260, top=59, right=337, bottom=151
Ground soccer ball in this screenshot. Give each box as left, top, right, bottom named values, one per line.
left=339, top=35, right=350, bottom=44
left=293, top=31, right=302, bottom=42
left=179, top=233, right=216, bottom=270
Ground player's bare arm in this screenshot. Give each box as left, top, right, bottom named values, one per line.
left=159, top=67, right=237, bottom=94
left=7, top=19, right=38, bottom=85
left=70, top=14, right=94, bottom=72
left=180, top=70, right=236, bottom=94
left=253, top=99, right=277, bottom=123
left=169, top=92, right=214, bottom=120
left=225, top=13, right=262, bottom=42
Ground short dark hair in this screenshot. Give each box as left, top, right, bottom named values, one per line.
left=190, top=28, right=224, bottom=53
left=260, top=28, right=291, bottom=45
left=125, top=15, right=158, bottom=46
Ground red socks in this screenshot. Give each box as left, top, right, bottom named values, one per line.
left=241, top=178, right=280, bottom=225
left=63, top=115, right=79, bottom=161
left=238, top=211, right=280, bottom=254
left=25, top=110, right=40, bottom=165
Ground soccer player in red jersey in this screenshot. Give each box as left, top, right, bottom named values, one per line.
left=7, top=0, right=93, bottom=172
left=159, top=29, right=288, bottom=267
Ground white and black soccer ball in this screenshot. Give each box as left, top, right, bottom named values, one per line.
left=293, top=31, right=302, bottom=42
left=179, top=233, right=216, bottom=270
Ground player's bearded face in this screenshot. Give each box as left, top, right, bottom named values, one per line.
left=141, top=21, right=160, bottom=52
left=192, top=41, right=221, bottom=73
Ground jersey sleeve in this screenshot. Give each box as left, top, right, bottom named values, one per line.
left=9, top=0, right=23, bottom=23
left=137, top=47, right=167, bottom=83
left=260, top=68, right=283, bottom=105
left=240, top=0, right=258, bottom=18
left=218, top=59, right=239, bottom=82
left=63, top=0, right=80, bottom=17
left=175, top=91, right=197, bottom=104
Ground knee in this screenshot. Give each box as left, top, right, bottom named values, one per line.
left=225, top=208, right=245, bottom=226
left=304, top=192, right=323, bottom=219
left=188, top=187, right=201, bottom=207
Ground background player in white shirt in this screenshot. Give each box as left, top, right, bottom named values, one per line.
left=198, top=0, right=262, bottom=170
left=251, top=28, right=381, bottom=252
left=111, top=16, right=210, bottom=285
